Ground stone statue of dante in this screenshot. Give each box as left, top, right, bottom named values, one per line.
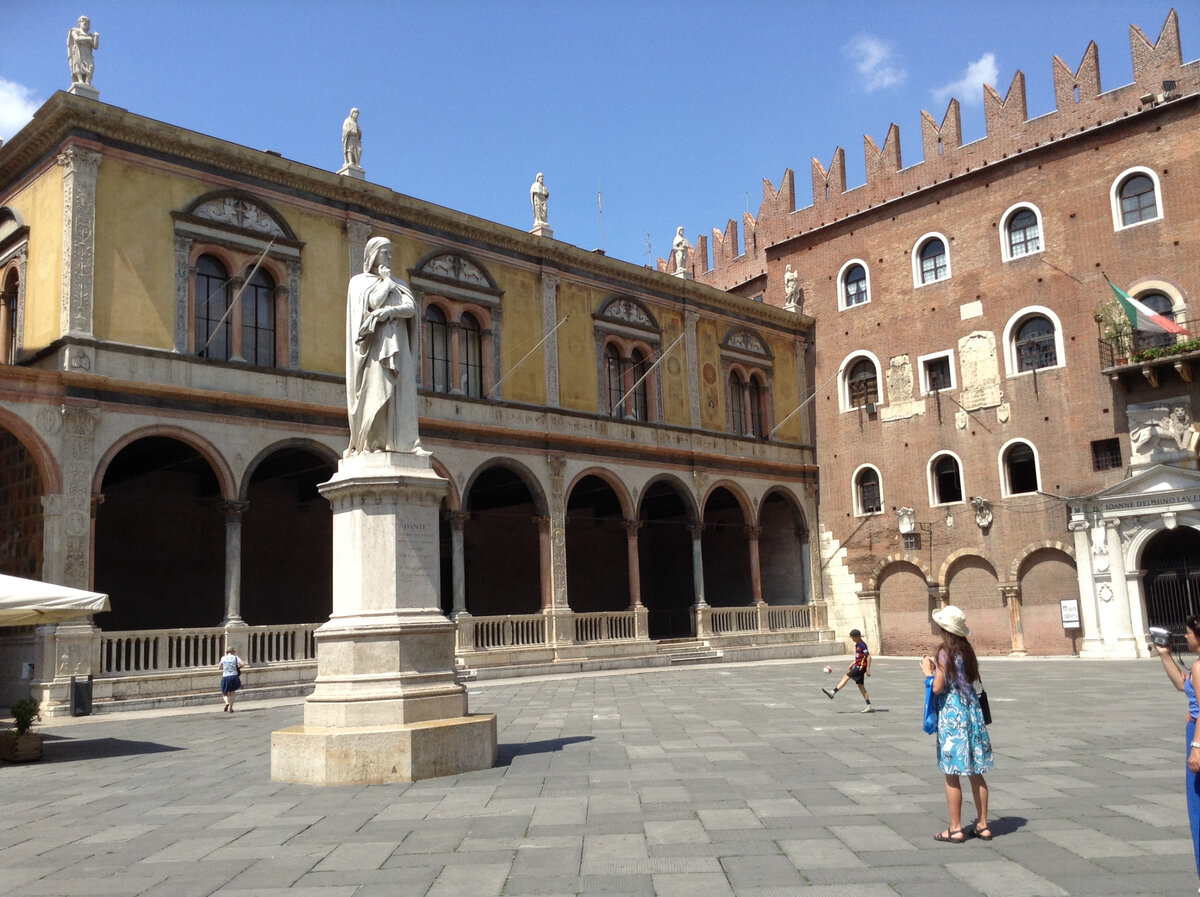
left=530, top=173, right=549, bottom=227
left=67, top=16, right=99, bottom=86
left=672, top=227, right=690, bottom=273
left=345, top=237, right=422, bottom=454
left=341, top=108, right=362, bottom=167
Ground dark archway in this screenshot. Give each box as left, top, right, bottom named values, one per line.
left=0, top=426, right=44, bottom=578
left=95, top=437, right=224, bottom=630
left=241, top=446, right=334, bottom=624
left=566, top=475, right=627, bottom=612
left=759, top=491, right=810, bottom=605
left=464, top=465, right=540, bottom=615
left=638, top=479, right=694, bottom=639
left=702, top=487, right=751, bottom=607
left=1142, top=527, right=1200, bottom=636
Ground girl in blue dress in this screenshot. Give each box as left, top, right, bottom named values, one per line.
left=1153, top=613, right=1200, bottom=885
left=920, top=605, right=994, bottom=843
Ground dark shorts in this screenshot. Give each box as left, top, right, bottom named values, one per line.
left=846, top=667, right=866, bottom=685
left=220, top=674, right=242, bottom=694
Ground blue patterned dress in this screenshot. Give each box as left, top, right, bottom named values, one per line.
left=934, top=650, right=994, bottom=775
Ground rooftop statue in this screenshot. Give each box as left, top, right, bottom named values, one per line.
left=67, top=16, right=99, bottom=87
left=342, top=108, right=362, bottom=168
left=530, top=172, right=549, bottom=228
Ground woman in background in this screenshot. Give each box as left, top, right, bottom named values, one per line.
left=921, top=605, right=994, bottom=843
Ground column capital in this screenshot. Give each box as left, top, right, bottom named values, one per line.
left=621, top=518, right=643, bottom=536
left=687, top=523, right=705, bottom=539
left=221, top=499, right=250, bottom=521
left=533, top=515, right=552, bottom=534
left=447, top=510, right=470, bottom=529
left=743, top=525, right=763, bottom=540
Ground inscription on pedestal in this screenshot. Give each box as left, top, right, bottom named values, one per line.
left=397, top=522, right=437, bottom=579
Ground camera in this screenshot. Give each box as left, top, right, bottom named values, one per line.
left=1149, top=626, right=1173, bottom=647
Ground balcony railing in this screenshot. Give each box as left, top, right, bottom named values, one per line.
left=1099, top=320, right=1200, bottom=370
left=99, top=623, right=319, bottom=676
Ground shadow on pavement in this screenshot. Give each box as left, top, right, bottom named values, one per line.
left=38, top=734, right=184, bottom=763
left=496, top=736, right=593, bottom=766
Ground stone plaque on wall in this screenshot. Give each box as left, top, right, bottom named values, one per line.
left=957, top=331, right=1002, bottom=411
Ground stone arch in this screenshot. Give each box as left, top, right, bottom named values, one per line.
left=463, top=456, right=548, bottom=518
left=939, top=547, right=1000, bottom=587
left=700, top=479, right=753, bottom=521
left=1014, top=545, right=1078, bottom=655
left=1009, top=538, right=1075, bottom=580
left=701, top=483, right=752, bottom=607
left=566, top=466, right=634, bottom=520
left=0, top=406, right=63, bottom=494
left=867, top=553, right=934, bottom=591
left=876, top=558, right=937, bottom=654
left=239, top=438, right=338, bottom=501
left=94, top=425, right=235, bottom=500
left=636, top=473, right=699, bottom=524
left=944, top=552, right=1007, bottom=654
left=757, top=487, right=811, bottom=605
left=430, top=456, right=462, bottom=511
left=565, top=470, right=633, bottom=613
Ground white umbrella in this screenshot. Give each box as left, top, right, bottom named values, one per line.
left=0, top=574, right=109, bottom=626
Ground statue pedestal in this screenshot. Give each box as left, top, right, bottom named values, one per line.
left=531, top=223, right=554, bottom=239
left=338, top=162, right=365, bottom=180
left=271, top=452, right=496, bottom=785
left=68, top=83, right=99, bottom=101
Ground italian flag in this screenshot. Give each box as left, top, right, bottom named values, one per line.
left=1108, top=280, right=1188, bottom=334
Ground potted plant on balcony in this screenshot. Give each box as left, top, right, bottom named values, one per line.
left=0, top=698, right=43, bottom=762
left=1095, top=299, right=1133, bottom=365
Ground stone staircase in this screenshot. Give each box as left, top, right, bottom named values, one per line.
left=656, top=638, right=723, bottom=665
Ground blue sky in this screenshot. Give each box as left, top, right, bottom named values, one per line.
left=1, top=2, right=1192, bottom=270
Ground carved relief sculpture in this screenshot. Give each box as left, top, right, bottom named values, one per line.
left=345, top=237, right=423, bottom=455
left=970, top=496, right=992, bottom=529
left=1128, top=401, right=1198, bottom=465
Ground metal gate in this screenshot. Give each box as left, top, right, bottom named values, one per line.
left=1142, top=528, right=1200, bottom=646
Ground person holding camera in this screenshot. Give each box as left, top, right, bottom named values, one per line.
left=920, top=605, right=993, bottom=843
left=1152, top=614, right=1200, bottom=881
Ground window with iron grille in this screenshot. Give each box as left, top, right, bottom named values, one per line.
left=1091, top=438, right=1122, bottom=471
left=903, top=532, right=921, bottom=551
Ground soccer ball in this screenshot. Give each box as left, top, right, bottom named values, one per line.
left=822, top=665, right=833, bottom=674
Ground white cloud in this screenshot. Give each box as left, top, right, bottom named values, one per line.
left=844, top=35, right=906, bottom=93
left=931, top=53, right=1000, bottom=107
left=0, top=78, right=42, bottom=141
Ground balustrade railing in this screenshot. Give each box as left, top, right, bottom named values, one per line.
left=573, top=610, right=637, bottom=643
left=467, top=614, right=547, bottom=651
left=98, top=623, right=319, bottom=676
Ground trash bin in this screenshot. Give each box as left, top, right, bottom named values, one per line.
left=70, top=675, right=93, bottom=716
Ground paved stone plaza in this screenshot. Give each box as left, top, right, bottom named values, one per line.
left=2, top=657, right=1196, bottom=896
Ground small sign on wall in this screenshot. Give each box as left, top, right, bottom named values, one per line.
left=1061, top=599, right=1081, bottom=630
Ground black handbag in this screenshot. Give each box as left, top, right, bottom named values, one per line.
left=978, top=680, right=992, bottom=725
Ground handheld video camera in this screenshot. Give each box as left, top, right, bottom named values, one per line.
left=1148, top=626, right=1173, bottom=648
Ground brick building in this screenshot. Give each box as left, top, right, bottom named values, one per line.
left=688, top=10, right=1200, bottom=657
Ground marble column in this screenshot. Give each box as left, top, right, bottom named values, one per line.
left=622, top=519, right=643, bottom=609
left=745, top=526, right=764, bottom=605
left=448, top=511, right=469, bottom=617
left=1002, top=583, right=1026, bottom=656
left=222, top=500, right=249, bottom=625
left=688, top=523, right=707, bottom=608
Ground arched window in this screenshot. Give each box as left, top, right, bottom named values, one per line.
left=729, top=370, right=746, bottom=434
left=1007, top=208, right=1041, bottom=258
left=460, top=312, right=483, bottom=397
left=1, top=267, right=18, bottom=365
left=847, top=358, right=879, bottom=408
left=195, top=255, right=230, bottom=360
left=1134, top=292, right=1177, bottom=351
left=630, top=348, right=649, bottom=421
left=425, top=305, right=450, bottom=393
left=932, top=455, right=963, bottom=504
left=842, top=262, right=869, bottom=308
left=1014, top=315, right=1057, bottom=372
left=241, top=267, right=276, bottom=366
left=856, top=467, right=882, bottom=514
left=605, top=344, right=625, bottom=417
left=918, top=238, right=948, bottom=284
left=747, top=375, right=765, bottom=437
left=1119, top=174, right=1158, bottom=226
left=1003, top=442, right=1039, bottom=495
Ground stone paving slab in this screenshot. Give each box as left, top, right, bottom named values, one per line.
left=3, top=657, right=1200, bottom=895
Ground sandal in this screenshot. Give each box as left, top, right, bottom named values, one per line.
left=933, top=829, right=967, bottom=844
left=974, top=826, right=994, bottom=841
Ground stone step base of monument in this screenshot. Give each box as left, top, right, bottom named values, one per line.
left=270, top=713, right=497, bottom=785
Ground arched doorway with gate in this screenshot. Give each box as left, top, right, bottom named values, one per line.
left=1141, top=526, right=1200, bottom=638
